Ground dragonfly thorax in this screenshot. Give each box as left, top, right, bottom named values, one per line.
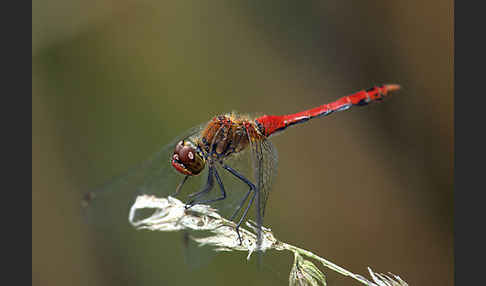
left=197, top=115, right=264, bottom=161
left=171, top=139, right=206, bottom=175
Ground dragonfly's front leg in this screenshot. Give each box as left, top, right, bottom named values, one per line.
left=185, top=166, right=214, bottom=208
left=173, top=175, right=189, bottom=196
left=189, top=168, right=227, bottom=206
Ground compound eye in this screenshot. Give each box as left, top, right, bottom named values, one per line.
left=179, top=146, right=195, bottom=163
left=175, top=140, right=184, bottom=154
left=171, top=140, right=205, bottom=176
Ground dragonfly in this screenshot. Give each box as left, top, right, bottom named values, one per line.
left=83, top=84, right=400, bottom=250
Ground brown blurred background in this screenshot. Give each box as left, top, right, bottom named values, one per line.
left=33, top=1, right=453, bottom=285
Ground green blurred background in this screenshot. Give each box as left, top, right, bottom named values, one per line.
left=32, top=1, right=453, bottom=285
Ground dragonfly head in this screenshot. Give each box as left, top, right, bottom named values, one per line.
left=172, top=139, right=205, bottom=176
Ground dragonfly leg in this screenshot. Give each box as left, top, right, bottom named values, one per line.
left=234, top=188, right=256, bottom=245
left=230, top=189, right=251, bottom=221
left=222, top=164, right=256, bottom=192
left=191, top=167, right=227, bottom=205
left=222, top=165, right=256, bottom=221
left=186, top=167, right=214, bottom=208
left=188, top=167, right=214, bottom=198
left=222, top=164, right=257, bottom=245
left=173, top=175, right=189, bottom=196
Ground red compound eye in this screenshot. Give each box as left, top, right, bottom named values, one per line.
left=171, top=140, right=205, bottom=175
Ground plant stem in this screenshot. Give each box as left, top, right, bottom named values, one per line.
left=281, top=242, right=372, bottom=285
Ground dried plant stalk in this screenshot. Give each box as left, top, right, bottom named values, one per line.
left=129, top=195, right=408, bottom=286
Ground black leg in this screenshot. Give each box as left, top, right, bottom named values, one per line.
left=230, top=189, right=251, bottom=221
left=188, top=167, right=214, bottom=198
left=192, top=167, right=227, bottom=205
left=222, top=164, right=256, bottom=190
left=173, top=175, right=189, bottom=196
left=235, top=188, right=256, bottom=245
left=222, top=164, right=257, bottom=245
left=186, top=166, right=214, bottom=208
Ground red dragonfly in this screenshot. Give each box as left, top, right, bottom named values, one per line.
left=83, top=84, right=400, bottom=249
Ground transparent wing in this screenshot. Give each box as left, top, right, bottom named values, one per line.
left=258, top=139, right=278, bottom=218
left=250, top=138, right=278, bottom=220
left=81, top=121, right=224, bottom=270
left=82, top=122, right=208, bottom=229
left=248, top=136, right=278, bottom=247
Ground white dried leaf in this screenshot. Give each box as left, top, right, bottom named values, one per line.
left=128, top=195, right=279, bottom=259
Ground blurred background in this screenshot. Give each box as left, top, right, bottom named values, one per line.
left=32, top=0, right=453, bottom=285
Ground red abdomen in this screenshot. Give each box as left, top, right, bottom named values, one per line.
left=255, top=84, right=400, bottom=137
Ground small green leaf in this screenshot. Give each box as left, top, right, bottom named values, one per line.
left=289, top=253, right=326, bottom=286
